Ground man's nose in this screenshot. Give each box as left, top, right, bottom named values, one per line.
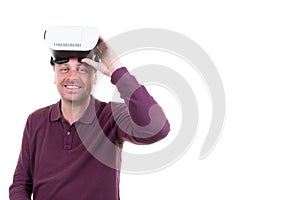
left=69, top=69, right=78, bottom=77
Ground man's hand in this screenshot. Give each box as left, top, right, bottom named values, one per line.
left=82, top=37, right=122, bottom=77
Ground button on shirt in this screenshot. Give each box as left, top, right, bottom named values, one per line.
left=9, top=67, right=170, bottom=200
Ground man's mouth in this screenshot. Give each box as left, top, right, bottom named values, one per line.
left=64, top=85, right=81, bottom=89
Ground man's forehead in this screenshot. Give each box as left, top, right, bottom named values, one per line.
left=54, top=61, right=96, bottom=72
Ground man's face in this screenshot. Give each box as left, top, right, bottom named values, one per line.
left=54, top=58, right=97, bottom=104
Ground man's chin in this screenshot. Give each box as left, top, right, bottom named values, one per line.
left=62, top=94, right=90, bottom=105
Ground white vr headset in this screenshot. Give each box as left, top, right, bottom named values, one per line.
left=44, top=26, right=100, bottom=65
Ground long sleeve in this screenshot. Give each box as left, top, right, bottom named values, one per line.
left=9, top=118, right=33, bottom=200
left=111, top=67, right=170, bottom=144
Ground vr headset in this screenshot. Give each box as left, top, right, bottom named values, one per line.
left=44, top=26, right=100, bottom=65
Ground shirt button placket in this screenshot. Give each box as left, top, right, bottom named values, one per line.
left=64, top=130, right=72, bottom=150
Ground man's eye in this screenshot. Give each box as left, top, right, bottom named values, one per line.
left=79, top=67, right=88, bottom=74
left=60, top=68, right=69, bottom=73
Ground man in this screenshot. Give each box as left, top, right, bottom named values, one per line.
left=9, top=29, right=170, bottom=200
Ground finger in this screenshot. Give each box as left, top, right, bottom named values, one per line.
left=81, top=58, right=99, bottom=69
left=81, top=58, right=107, bottom=73
left=97, top=43, right=107, bottom=55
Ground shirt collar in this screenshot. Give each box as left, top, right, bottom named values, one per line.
left=50, top=100, right=63, bottom=122
left=50, top=96, right=97, bottom=124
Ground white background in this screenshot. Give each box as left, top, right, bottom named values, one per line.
left=1, top=0, right=300, bottom=199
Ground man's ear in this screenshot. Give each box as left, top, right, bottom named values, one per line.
left=53, top=65, right=56, bottom=84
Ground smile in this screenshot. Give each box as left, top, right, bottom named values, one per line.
left=64, top=85, right=81, bottom=89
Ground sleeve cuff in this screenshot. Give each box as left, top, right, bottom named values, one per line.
left=110, top=67, right=128, bottom=85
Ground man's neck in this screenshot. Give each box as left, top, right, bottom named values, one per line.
left=61, top=97, right=91, bottom=124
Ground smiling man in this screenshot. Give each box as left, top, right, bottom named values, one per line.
left=9, top=27, right=170, bottom=200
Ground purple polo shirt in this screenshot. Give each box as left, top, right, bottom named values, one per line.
left=9, top=67, right=170, bottom=200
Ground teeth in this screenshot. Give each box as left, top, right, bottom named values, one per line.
left=65, top=85, right=80, bottom=89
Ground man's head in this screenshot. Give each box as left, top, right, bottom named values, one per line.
left=45, top=26, right=100, bottom=104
